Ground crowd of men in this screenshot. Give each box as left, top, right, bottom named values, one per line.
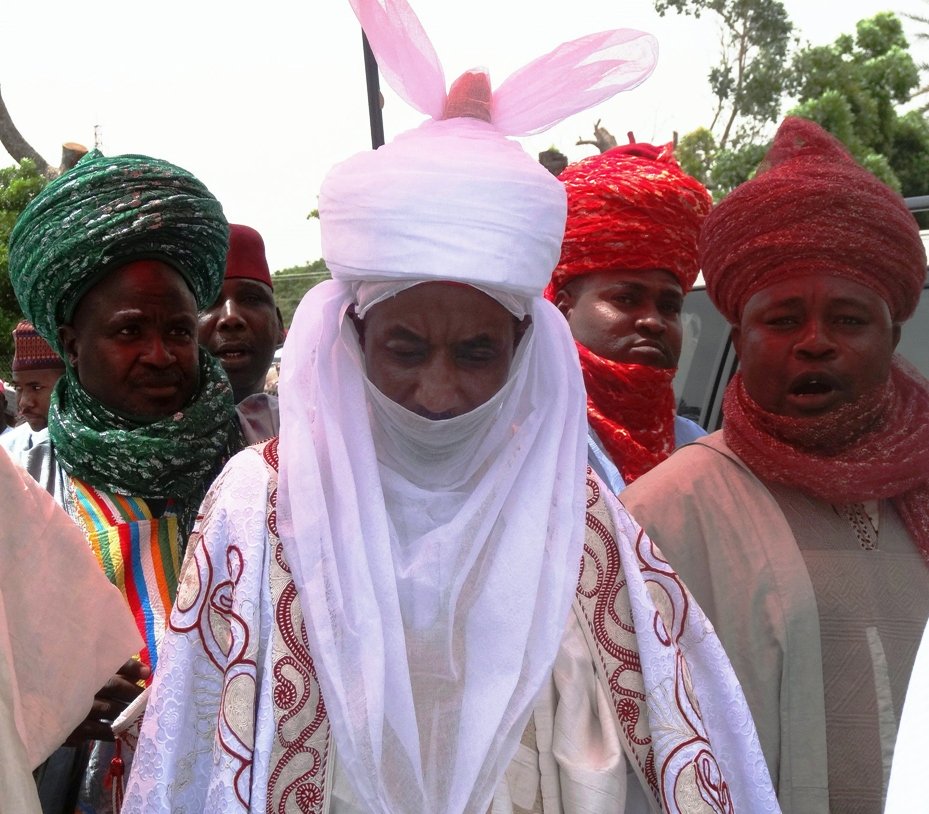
left=2, top=0, right=928, bottom=812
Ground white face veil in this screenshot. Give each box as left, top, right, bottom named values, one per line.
left=277, top=3, right=658, bottom=813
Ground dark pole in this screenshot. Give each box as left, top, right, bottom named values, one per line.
left=362, top=31, right=385, bottom=149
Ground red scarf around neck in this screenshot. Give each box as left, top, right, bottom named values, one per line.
left=577, top=342, right=676, bottom=484
left=723, top=357, right=929, bottom=563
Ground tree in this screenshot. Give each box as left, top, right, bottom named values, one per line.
left=0, top=84, right=89, bottom=377
left=654, top=0, right=793, bottom=198
left=655, top=0, right=793, bottom=150
left=668, top=7, right=929, bottom=201
left=786, top=12, right=928, bottom=195
left=0, top=85, right=88, bottom=178
left=0, top=160, right=46, bottom=379
left=272, top=259, right=331, bottom=329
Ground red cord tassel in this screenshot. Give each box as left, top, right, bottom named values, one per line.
left=108, top=738, right=125, bottom=813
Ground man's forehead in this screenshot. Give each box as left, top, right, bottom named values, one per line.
left=578, top=268, right=683, bottom=294
left=221, top=277, right=274, bottom=297
left=363, top=283, right=515, bottom=327
left=11, top=368, right=60, bottom=381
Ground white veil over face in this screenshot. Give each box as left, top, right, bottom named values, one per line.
left=277, top=2, right=659, bottom=812
left=279, top=283, right=588, bottom=814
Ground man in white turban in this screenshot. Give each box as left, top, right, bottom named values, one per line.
left=123, top=2, right=778, bottom=812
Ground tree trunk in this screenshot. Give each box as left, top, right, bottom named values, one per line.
left=60, top=142, right=88, bottom=172
left=576, top=119, right=618, bottom=153
left=0, top=85, right=50, bottom=175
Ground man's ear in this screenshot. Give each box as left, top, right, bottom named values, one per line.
left=58, top=324, right=79, bottom=368
left=730, top=323, right=742, bottom=360
left=553, top=286, right=574, bottom=320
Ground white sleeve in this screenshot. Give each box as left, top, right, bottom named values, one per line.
left=123, top=449, right=272, bottom=814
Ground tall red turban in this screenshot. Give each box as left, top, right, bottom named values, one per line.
left=701, top=117, right=927, bottom=324
left=546, top=142, right=712, bottom=298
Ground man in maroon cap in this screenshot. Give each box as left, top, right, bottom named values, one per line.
left=622, top=117, right=929, bottom=813
left=546, top=143, right=712, bottom=491
left=199, top=224, right=284, bottom=439
left=1, top=320, right=65, bottom=456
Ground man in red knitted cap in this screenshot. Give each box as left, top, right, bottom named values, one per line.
left=547, top=142, right=712, bottom=490
left=623, top=117, right=929, bottom=813
left=199, top=224, right=284, bottom=438
left=0, top=320, right=65, bottom=456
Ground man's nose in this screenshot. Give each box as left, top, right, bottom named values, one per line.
left=795, top=318, right=837, bottom=358
left=217, top=299, right=247, bottom=329
left=635, top=308, right=667, bottom=334
left=143, top=336, right=178, bottom=367
left=413, top=357, right=461, bottom=418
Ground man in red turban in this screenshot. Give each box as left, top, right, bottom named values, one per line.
left=623, top=117, right=929, bottom=813
left=547, top=142, right=712, bottom=489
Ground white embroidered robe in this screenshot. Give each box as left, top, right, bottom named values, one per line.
left=124, top=439, right=778, bottom=813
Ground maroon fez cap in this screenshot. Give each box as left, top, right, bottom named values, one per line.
left=225, top=224, right=273, bottom=289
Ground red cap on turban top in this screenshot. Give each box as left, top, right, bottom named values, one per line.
left=546, top=142, right=712, bottom=299
left=701, top=117, right=927, bottom=324
left=225, top=224, right=273, bottom=289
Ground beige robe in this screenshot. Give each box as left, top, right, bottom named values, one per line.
left=622, top=432, right=929, bottom=814
left=0, top=450, right=140, bottom=814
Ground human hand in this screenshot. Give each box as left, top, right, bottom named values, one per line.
left=65, top=659, right=151, bottom=745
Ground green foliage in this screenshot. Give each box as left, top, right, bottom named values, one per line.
left=709, top=142, right=769, bottom=197
left=656, top=0, right=794, bottom=149
left=272, top=258, right=331, bottom=329
left=671, top=9, right=929, bottom=201
left=889, top=111, right=929, bottom=196
left=0, top=161, right=47, bottom=379
left=785, top=12, right=927, bottom=195
left=675, top=126, right=768, bottom=200
left=675, top=127, right=716, bottom=186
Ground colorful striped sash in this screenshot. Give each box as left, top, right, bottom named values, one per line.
left=68, top=478, right=181, bottom=673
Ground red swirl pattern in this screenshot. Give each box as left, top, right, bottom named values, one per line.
left=262, top=437, right=331, bottom=814
left=170, top=471, right=258, bottom=808
left=577, top=469, right=736, bottom=813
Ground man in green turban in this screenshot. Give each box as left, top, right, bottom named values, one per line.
left=7, top=150, right=259, bottom=814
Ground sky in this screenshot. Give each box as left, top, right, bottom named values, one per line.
left=2, top=0, right=928, bottom=272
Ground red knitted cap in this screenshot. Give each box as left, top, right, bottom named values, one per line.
left=225, top=224, right=273, bottom=289
left=546, top=142, right=712, bottom=299
left=701, top=117, right=927, bottom=324
left=12, top=320, right=64, bottom=371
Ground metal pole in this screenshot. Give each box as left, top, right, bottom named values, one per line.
left=362, top=31, right=385, bottom=150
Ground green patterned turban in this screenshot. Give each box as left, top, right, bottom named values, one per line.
left=8, top=150, right=229, bottom=353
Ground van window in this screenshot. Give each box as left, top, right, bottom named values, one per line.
left=675, top=288, right=733, bottom=430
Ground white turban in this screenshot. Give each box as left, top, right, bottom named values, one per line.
left=321, top=116, right=566, bottom=302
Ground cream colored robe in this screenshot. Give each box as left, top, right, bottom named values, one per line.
left=622, top=432, right=929, bottom=814
left=0, top=450, right=140, bottom=814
